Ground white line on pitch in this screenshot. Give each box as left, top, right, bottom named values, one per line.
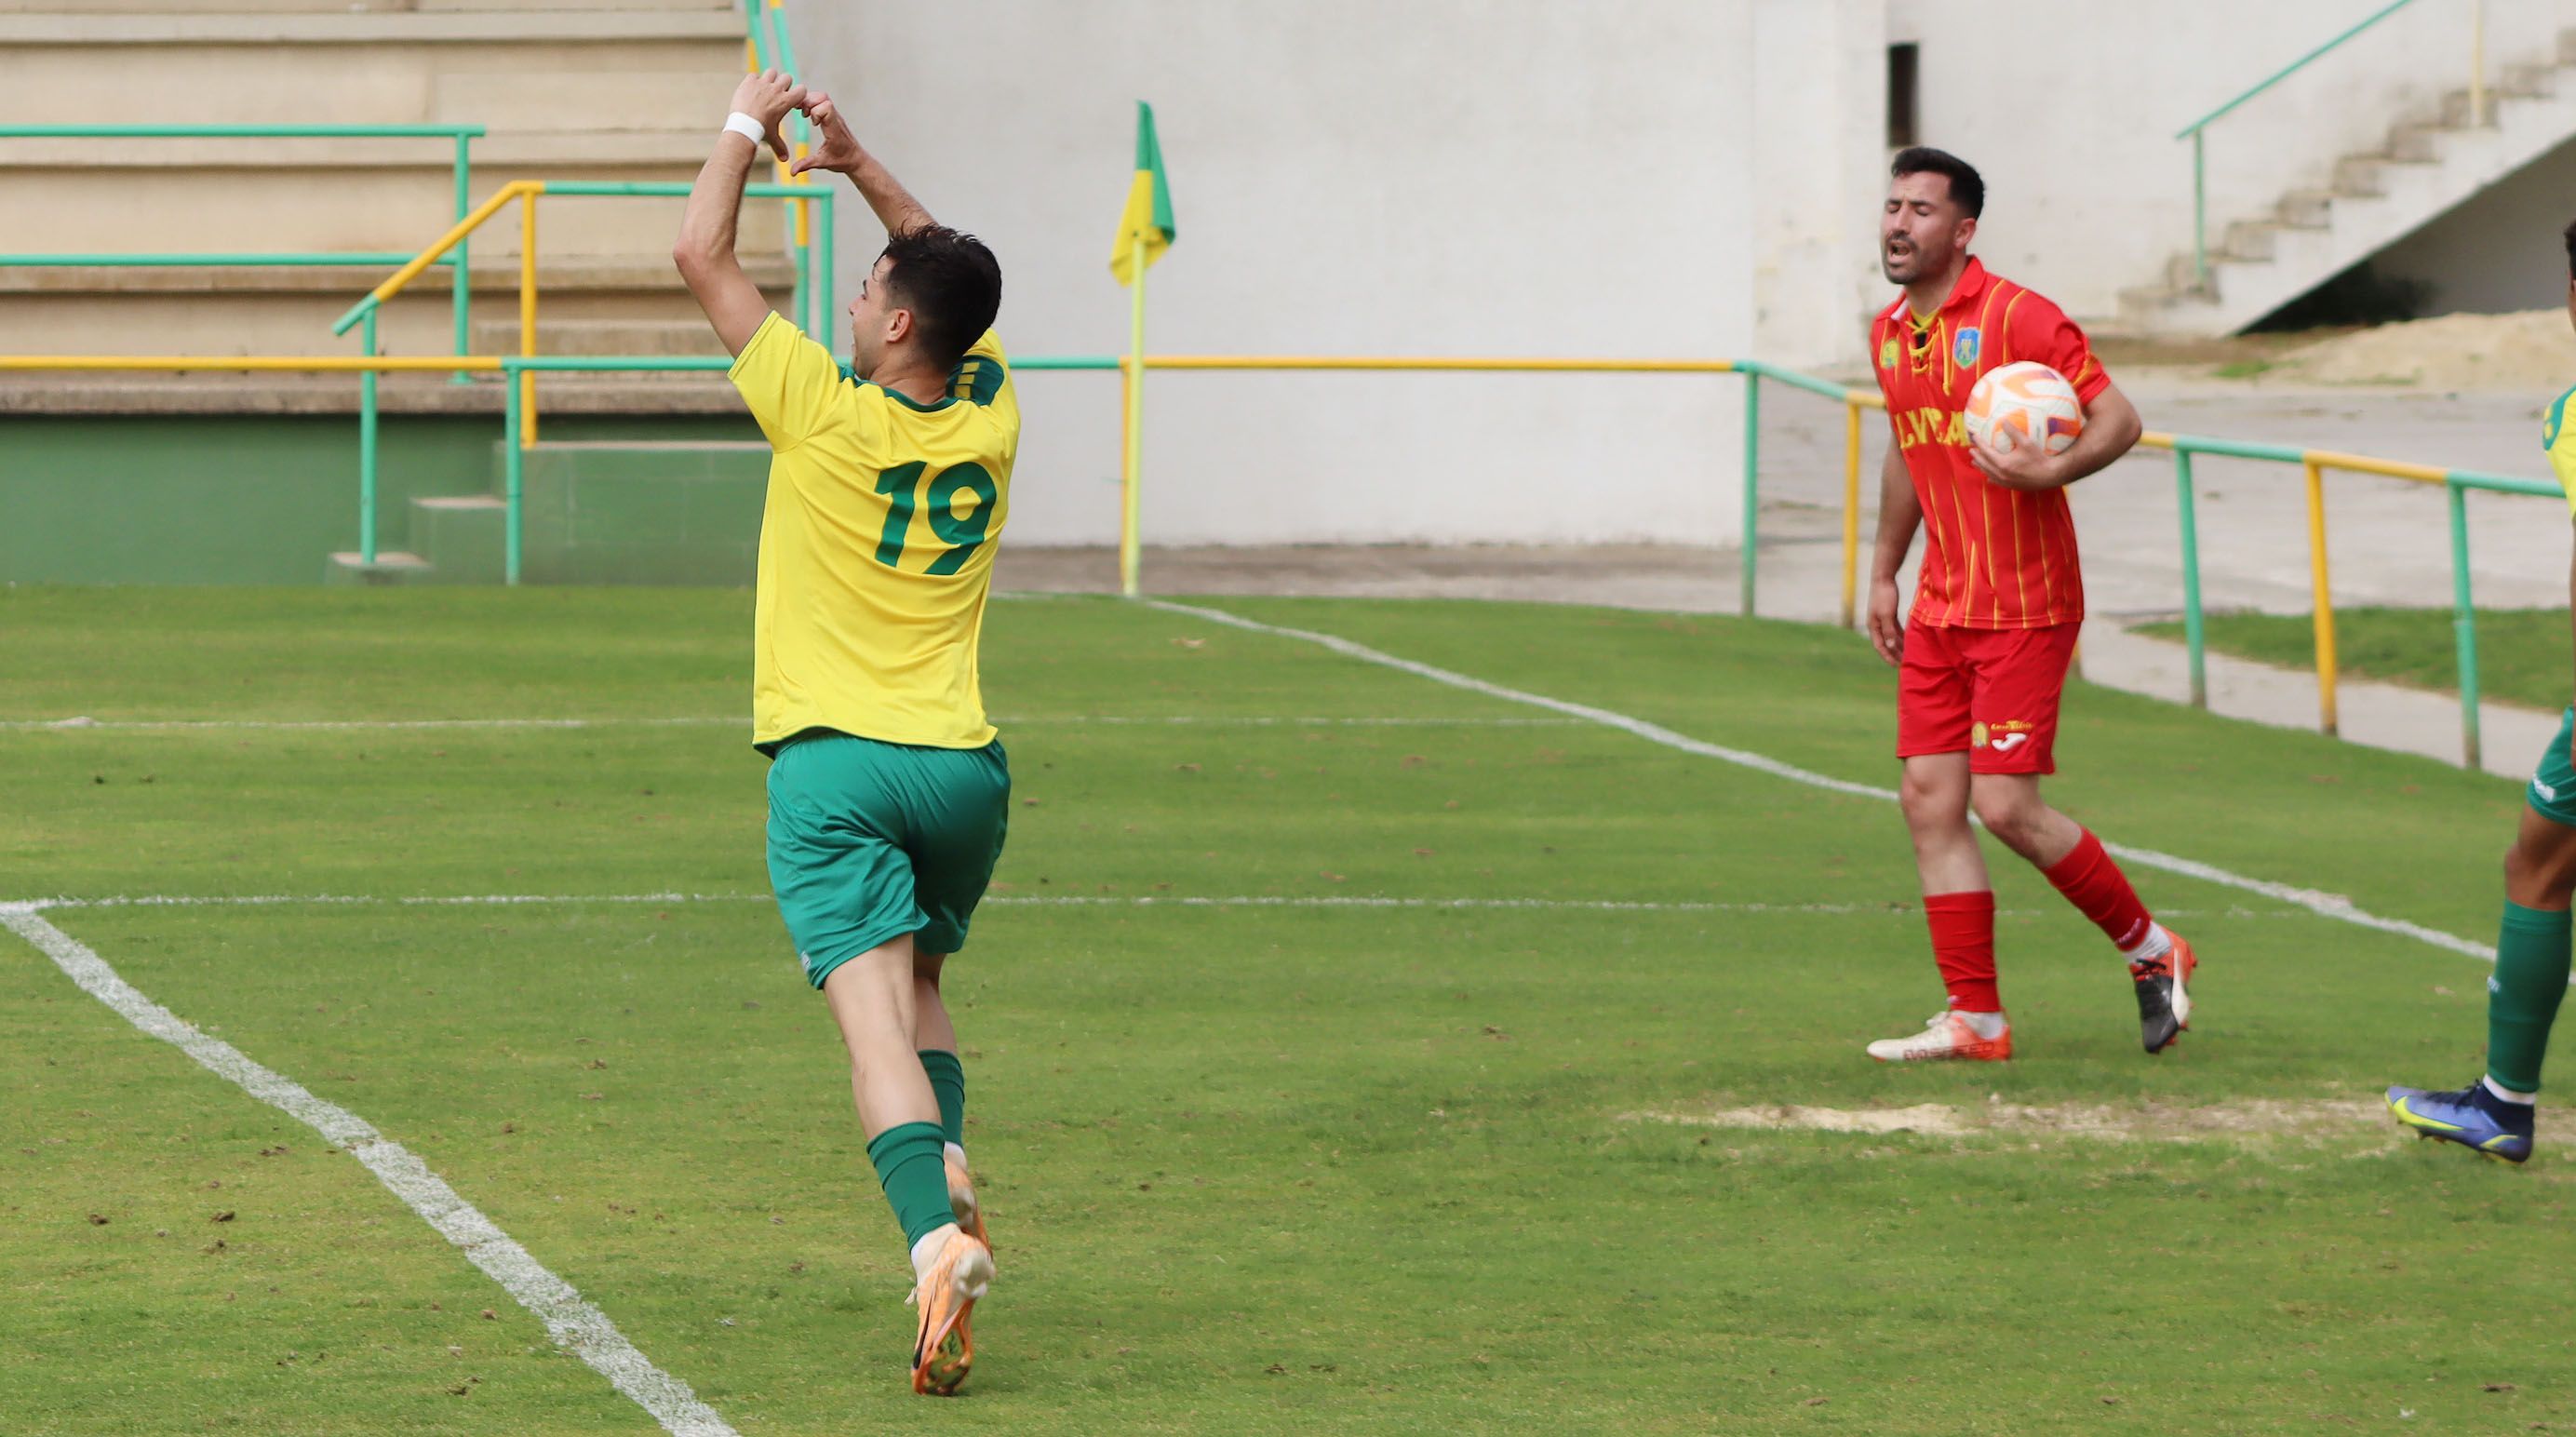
left=0, top=909, right=734, bottom=1437
left=2, top=717, right=737, bottom=732
left=1, top=714, right=1575, bottom=732
left=1145, top=598, right=2502, bottom=966
left=0, top=892, right=2312, bottom=919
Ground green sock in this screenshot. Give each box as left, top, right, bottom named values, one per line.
left=865, top=1121, right=955, bottom=1249
left=919, top=1049, right=966, bottom=1149
left=2487, top=902, right=2573, bottom=1094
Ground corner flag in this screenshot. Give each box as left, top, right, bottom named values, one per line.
left=1109, top=101, right=1174, bottom=285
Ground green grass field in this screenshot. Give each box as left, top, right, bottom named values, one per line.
left=8, top=586, right=2575, bottom=1434
left=2140, top=605, right=2574, bottom=712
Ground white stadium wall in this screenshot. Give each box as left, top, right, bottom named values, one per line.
left=787, top=0, right=1874, bottom=550
left=787, top=1, right=2576, bottom=550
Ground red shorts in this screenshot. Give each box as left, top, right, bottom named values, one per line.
left=1897, top=621, right=2080, bottom=774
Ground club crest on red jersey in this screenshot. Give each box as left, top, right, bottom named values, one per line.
left=1953, top=328, right=1981, bottom=367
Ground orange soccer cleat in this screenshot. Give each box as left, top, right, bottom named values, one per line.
left=910, top=1227, right=995, bottom=1396
left=1864, top=1010, right=2013, bottom=1063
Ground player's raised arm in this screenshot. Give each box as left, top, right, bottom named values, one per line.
left=793, top=92, right=936, bottom=235
left=675, top=69, right=806, bottom=357
left=1866, top=437, right=1922, bottom=667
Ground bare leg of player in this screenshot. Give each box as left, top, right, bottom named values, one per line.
left=1974, top=772, right=2198, bottom=1054
left=911, top=951, right=986, bottom=1245
left=1871, top=754, right=2015, bottom=1062
left=824, top=938, right=992, bottom=1395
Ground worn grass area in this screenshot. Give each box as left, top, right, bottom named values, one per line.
left=3, top=587, right=2569, bottom=1434
left=2140, top=605, right=2573, bottom=714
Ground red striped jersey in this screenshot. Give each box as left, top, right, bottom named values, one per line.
left=1870, top=258, right=2110, bottom=630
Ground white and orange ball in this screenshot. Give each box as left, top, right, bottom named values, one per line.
left=1964, top=361, right=2084, bottom=456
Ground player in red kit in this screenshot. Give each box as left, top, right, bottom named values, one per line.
left=1860, top=147, right=2194, bottom=1063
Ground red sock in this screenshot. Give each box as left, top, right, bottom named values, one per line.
left=2041, top=828, right=2154, bottom=951
left=1924, top=890, right=1998, bottom=1013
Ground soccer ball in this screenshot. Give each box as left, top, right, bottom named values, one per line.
left=1964, top=361, right=2083, bottom=456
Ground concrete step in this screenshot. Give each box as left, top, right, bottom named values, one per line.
left=421, top=0, right=735, bottom=9
left=2497, top=61, right=2556, bottom=98
left=0, top=1, right=730, bottom=10
left=0, top=131, right=767, bottom=173
left=471, top=316, right=748, bottom=356
left=409, top=493, right=505, bottom=584
left=0, top=10, right=741, bottom=43
left=2382, top=121, right=2442, bottom=163
left=0, top=254, right=796, bottom=297
left=0, top=174, right=796, bottom=267
left=0, top=369, right=749, bottom=416
left=2274, top=189, right=2334, bottom=230
left=0, top=256, right=798, bottom=361
left=2330, top=154, right=2388, bottom=198
left=2220, top=219, right=2276, bottom=262
left=324, top=548, right=437, bottom=585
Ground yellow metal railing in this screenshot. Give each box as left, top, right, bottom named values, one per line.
left=6, top=342, right=2560, bottom=768
left=330, top=178, right=833, bottom=451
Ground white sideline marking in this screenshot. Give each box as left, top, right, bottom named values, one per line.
left=4, top=717, right=739, bottom=732
left=1145, top=598, right=2501, bottom=966
left=0, top=892, right=2314, bottom=919
left=0, top=909, right=736, bottom=1437
left=3, top=714, right=1576, bottom=732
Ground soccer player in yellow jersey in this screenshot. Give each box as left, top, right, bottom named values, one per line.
left=675, top=69, right=1010, bottom=1394
left=2385, top=219, right=2576, bottom=1165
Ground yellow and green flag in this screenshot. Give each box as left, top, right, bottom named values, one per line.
left=1109, top=101, right=1174, bottom=285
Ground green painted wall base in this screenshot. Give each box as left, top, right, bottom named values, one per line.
left=517, top=440, right=771, bottom=585
left=3, top=414, right=767, bottom=585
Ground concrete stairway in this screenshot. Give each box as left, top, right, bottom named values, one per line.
left=0, top=0, right=799, bottom=395
left=2120, top=27, right=2576, bottom=336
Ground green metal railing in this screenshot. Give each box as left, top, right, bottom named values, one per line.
left=502, top=349, right=2562, bottom=773
left=2147, top=434, right=2555, bottom=770
left=495, top=351, right=1114, bottom=584
left=6, top=339, right=2558, bottom=771
left=0, top=124, right=484, bottom=363
left=741, top=0, right=822, bottom=342
left=2177, top=0, right=2491, bottom=285
left=329, top=179, right=834, bottom=566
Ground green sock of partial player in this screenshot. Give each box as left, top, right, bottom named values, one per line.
left=919, top=1049, right=966, bottom=1149
left=2487, top=902, right=2573, bottom=1094
left=865, top=1121, right=956, bottom=1250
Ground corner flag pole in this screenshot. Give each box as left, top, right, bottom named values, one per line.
left=1120, top=230, right=1147, bottom=598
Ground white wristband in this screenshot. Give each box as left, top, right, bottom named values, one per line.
left=722, top=112, right=766, bottom=144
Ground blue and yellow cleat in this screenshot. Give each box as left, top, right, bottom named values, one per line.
left=2385, top=1082, right=2535, bottom=1164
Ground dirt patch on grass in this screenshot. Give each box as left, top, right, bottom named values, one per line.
left=1631, top=1096, right=2391, bottom=1143
left=2273, top=309, right=2575, bottom=390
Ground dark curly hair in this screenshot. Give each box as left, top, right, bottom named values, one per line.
left=879, top=224, right=1002, bottom=371
left=1891, top=146, right=1984, bottom=220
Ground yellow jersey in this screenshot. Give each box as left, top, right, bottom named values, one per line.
left=729, top=312, right=1017, bottom=752
left=2548, top=383, right=2576, bottom=517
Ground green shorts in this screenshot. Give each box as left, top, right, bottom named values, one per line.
left=765, top=729, right=1011, bottom=989
left=2532, top=707, right=2576, bottom=828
